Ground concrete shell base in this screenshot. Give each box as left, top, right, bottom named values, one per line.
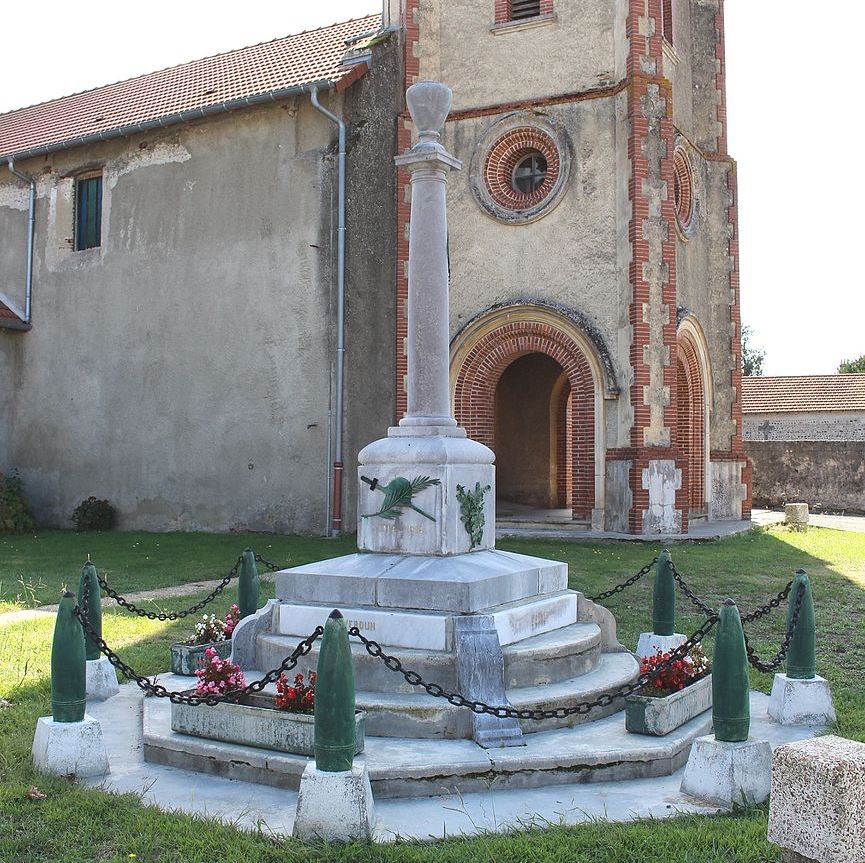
left=768, top=674, right=837, bottom=727
left=293, top=763, right=376, bottom=842
left=32, top=715, right=109, bottom=779
left=635, top=632, right=687, bottom=659
left=86, top=657, right=120, bottom=701
left=680, top=735, right=773, bottom=809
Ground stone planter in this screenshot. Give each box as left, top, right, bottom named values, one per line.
left=170, top=639, right=232, bottom=676
left=170, top=693, right=366, bottom=756
left=625, top=673, right=712, bottom=736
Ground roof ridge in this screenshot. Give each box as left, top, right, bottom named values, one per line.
left=0, top=12, right=380, bottom=119
left=742, top=374, right=865, bottom=381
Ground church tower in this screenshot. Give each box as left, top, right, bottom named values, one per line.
left=391, top=0, right=751, bottom=534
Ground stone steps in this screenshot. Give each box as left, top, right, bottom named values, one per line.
left=354, top=652, right=639, bottom=739
left=257, top=622, right=603, bottom=695
left=142, top=673, right=720, bottom=799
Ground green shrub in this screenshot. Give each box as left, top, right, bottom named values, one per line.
left=0, top=470, right=35, bottom=534
left=71, top=496, right=118, bottom=531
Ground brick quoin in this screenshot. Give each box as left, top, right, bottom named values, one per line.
left=453, top=321, right=596, bottom=520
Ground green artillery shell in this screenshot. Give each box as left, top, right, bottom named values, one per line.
left=786, top=570, right=816, bottom=681
left=238, top=548, right=260, bottom=619
left=314, top=610, right=356, bottom=772
left=78, top=562, right=102, bottom=661
left=51, top=592, right=87, bottom=723
left=712, top=598, right=750, bottom=743
left=653, top=549, right=676, bottom=637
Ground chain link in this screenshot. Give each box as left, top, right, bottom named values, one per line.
left=742, top=583, right=805, bottom=673
left=740, top=581, right=793, bottom=624
left=95, top=556, right=243, bottom=621
left=589, top=558, right=657, bottom=604
left=76, top=573, right=322, bottom=706
left=669, top=562, right=718, bottom=617
left=349, top=615, right=717, bottom=722
left=254, top=554, right=283, bottom=574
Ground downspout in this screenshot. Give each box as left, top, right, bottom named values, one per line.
left=7, top=158, right=35, bottom=324
left=309, top=85, right=347, bottom=536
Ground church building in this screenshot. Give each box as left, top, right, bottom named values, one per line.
left=0, top=0, right=751, bottom=536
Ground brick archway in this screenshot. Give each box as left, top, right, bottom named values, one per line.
left=676, top=329, right=708, bottom=516
left=453, top=320, right=598, bottom=520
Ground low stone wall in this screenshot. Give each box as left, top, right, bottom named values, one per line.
left=745, top=440, right=865, bottom=514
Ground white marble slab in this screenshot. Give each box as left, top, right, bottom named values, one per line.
left=493, top=592, right=578, bottom=647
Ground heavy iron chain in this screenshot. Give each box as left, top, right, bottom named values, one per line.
left=589, top=558, right=658, bottom=604
left=348, top=614, right=718, bottom=722
left=740, top=580, right=793, bottom=624
left=95, top=555, right=244, bottom=621
left=742, top=582, right=805, bottom=673
left=253, top=553, right=283, bottom=574
left=669, top=562, right=718, bottom=618
left=75, top=572, right=322, bottom=706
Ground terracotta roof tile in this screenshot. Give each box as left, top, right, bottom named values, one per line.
left=741, top=375, right=865, bottom=414
left=0, top=13, right=380, bottom=160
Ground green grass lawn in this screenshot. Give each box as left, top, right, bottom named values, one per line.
left=0, top=525, right=863, bottom=862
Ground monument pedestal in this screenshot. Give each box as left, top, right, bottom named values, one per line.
left=293, top=762, right=375, bottom=842
left=680, top=735, right=772, bottom=808
left=32, top=715, right=109, bottom=778
left=768, top=673, right=836, bottom=727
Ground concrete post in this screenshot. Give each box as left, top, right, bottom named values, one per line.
left=33, top=592, right=109, bottom=777
left=294, top=609, right=375, bottom=841
left=768, top=570, right=835, bottom=726
left=238, top=548, right=260, bottom=619
left=394, top=81, right=462, bottom=430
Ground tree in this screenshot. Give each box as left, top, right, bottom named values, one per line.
left=838, top=355, right=865, bottom=374
left=741, top=325, right=766, bottom=377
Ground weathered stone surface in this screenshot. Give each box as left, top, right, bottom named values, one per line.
left=768, top=735, right=865, bottom=863
left=680, top=736, right=773, bottom=808
left=275, top=549, right=568, bottom=615
left=768, top=673, right=836, bottom=727
left=642, top=460, right=683, bottom=534
left=231, top=599, right=277, bottom=670
left=85, top=657, right=120, bottom=701
left=170, top=639, right=231, bottom=677
left=636, top=632, right=686, bottom=659
left=454, top=614, right=523, bottom=748
left=171, top=694, right=364, bottom=756
left=626, top=674, right=712, bottom=737
left=32, top=715, right=109, bottom=778
left=293, top=762, right=376, bottom=842
left=785, top=503, right=809, bottom=527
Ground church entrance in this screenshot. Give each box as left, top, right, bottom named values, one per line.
left=494, top=353, right=570, bottom=512
left=451, top=306, right=607, bottom=527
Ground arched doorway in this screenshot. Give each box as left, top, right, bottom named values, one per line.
left=676, top=321, right=711, bottom=520
left=494, top=353, right=570, bottom=509
left=451, top=307, right=609, bottom=524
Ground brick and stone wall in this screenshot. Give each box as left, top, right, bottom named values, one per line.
left=746, top=440, right=865, bottom=513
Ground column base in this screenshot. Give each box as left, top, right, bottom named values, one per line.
left=680, top=735, right=772, bottom=809
left=293, top=762, right=376, bottom=842
left=635, top=632, right=686, bottom=659
left=86, top=657, right=120, bottom=701
left=32, top=715, right=109, bottom=778
left=768, top=674, right=836, bottom=727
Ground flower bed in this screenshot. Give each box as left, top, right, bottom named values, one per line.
left=170, top=658, right=364, bottom=755
left=625, top=645, right=712, bottom=736
left=170, top=606, right=240, bottom=677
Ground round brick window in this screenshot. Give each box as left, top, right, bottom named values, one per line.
left=483, top=128, right=560, bottom=212
left=673, top=145, right=695, bottom=234
left=470, top=114, right=571, bottom=224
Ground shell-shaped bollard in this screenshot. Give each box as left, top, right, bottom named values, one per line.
left=786, top=570, right=816, bottom=681
left=712, top=598, right=750, bottom=743
left=77, top=561, right=102, bottom=661
left=238, top=548, right=260, bottom=619
left=652, top=549, right=676, bottom=637
left=314, top=610, right=357, bottom=773
left=51, top=592, right=87, bottom=723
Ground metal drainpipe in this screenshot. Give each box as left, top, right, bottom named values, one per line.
left=309, top=85, right=347, bottom=536
left=7, top=158, right=35, bottom=323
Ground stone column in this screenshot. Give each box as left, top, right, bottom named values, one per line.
left=395, top=81, right=462, bottom=432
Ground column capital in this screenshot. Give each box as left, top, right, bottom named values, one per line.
left=395, top=146, right=462, bottom=173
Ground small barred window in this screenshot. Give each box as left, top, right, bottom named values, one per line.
left=511, top=0, right=541, bottom=20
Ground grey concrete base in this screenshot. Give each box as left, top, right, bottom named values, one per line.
left=32, top=715, right=109, bottom=778
left=635, top=632, right=686, bottom=659
left=293, top=762, right=376, bottom=842
left=768, top=674, right=837, bottom=727
left=86, top=657, right=120, bottom=701
left=87, top=686, right=818, bottom=839
left=680, top=735, right=773, bottom=809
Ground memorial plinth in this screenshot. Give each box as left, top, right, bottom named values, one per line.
left=229, top=81, right=637, bottom=747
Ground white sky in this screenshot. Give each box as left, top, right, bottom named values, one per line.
left=2, top=2, right=862, bottom=375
